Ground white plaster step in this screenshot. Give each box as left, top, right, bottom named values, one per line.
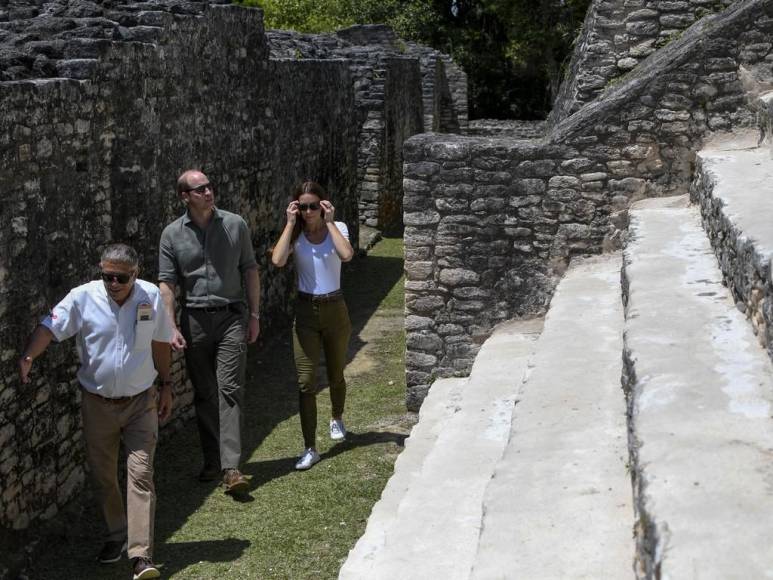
left=472, top=252, right=634, bottom=580
left=339, top=375, right=467, bottom=579
left=622, top=195, right=773, bottom=578
left=339, top=318, right=543, bottom=580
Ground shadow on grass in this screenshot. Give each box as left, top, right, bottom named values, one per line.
left=241, top=430, right=408, bottom=488
left=156, top=538, right=252, bottom=576
left=23, top=241, right=404, bottom=579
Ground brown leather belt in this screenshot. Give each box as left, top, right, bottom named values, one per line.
left=297, top=290, right=344, bottom=303
left=82, top=387, right=147, bottom=404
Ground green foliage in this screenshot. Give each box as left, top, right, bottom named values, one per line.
left=237, top=0, right=592, bottom=119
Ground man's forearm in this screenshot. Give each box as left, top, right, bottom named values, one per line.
left=21, top=325, right=55, bottom=360
left=151, top=340, right=171, bottom=382
left=245, top=268, right=261, bottom=317
left=159, top=282, right=179, bottom=329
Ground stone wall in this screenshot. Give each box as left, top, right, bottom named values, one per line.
left=466, top=120, right=547, bottom=139
left=403, top=0, right=773, bottom=408
left=0, top=1, right=367, bottom=544
left=691, top=149, right=773, bottom=353
left=380, top=57, right=424, bottom=232
left=266, top=25, right=468, bottom=230
left=550, top=0, right=736, bottom=126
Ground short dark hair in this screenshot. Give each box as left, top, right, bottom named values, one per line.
left=100, top=243, right=139, bottom=267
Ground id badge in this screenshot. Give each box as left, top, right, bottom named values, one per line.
left=137, top=303, right=152, bottom=321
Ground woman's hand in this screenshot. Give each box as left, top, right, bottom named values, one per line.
left=321, top=200, right=335, bottom=223
left=286, top=200, right=299, bottom=225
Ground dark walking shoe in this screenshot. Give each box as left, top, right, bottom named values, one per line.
left=97, top=539, right=127, bottom=564
left=198, top=465, right=221, bottom=482
left=132, top=557, right=160, bottom=580
left=222, top=468, right=249, bottom=494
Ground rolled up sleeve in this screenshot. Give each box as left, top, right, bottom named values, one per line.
left=238, top=218, right=258, bottom=273
left=41, top=290, right=82, bottom=342
left=158, top=228, right=178, bottom=285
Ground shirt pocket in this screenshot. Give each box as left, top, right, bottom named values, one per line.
left=134, top=320, right=155, bottom=351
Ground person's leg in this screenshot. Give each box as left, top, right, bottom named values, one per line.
left=81, top=394, right=125, bottom=545
left=121, top=388, right=158, bottom=561
left=293, top=301, right=322, bottom=449
left=181, top=309, right=220, bottom=472
left=215, top=311, right=247, bottom=470
left=321, top=300, right=352, bottom=420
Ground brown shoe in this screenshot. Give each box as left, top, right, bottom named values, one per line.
left=222, top=468, right=249, bottom=494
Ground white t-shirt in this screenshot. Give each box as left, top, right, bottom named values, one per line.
left=293, top=221, right=349, bottom=294
left=41, top=279, right=174, bottom=398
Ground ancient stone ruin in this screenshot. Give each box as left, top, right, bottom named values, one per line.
left=402, top=0, right=772, bottom=407
left=0, top=0, right=465, bottom=563
left=345, top=0, right=773, bottom=577
left=5, top=0, right=773, bottom=576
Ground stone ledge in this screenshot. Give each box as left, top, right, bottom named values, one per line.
left=623, top=196, right=773, bottom=578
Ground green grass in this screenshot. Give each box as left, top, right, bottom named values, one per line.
left=26, top=237, right=409, bottom=579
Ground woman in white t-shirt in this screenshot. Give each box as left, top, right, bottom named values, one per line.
left=271, top=181, right=354, bottom=470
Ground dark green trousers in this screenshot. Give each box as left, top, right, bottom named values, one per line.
left=293, top=298, right=352, bottom=448
left=181, top=308, right=246, bottom=470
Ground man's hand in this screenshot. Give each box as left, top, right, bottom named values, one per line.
left=247, top=317, right=260, bottom=344
left=19, top=355, right=32, bottom=384
left=158, top=384, right=173, bottom=422
left=170, top=328, right=187, bottom=351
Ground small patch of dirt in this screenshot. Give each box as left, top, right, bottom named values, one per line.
left=346, top=309, right=404, bottom=378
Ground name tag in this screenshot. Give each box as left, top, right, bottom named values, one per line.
left=137, top=303, right=153, bottom=321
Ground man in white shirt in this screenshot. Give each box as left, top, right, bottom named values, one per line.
left=19, top=244, right=174, bottom=580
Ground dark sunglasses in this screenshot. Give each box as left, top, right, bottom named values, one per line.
left=101, top=272, right=133, bottom=284
left=298, top=202, right=320, bottom=212
left=185, top=182, right=214, bottom=195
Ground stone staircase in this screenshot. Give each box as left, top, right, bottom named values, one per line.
left=341, top=138, right=773, bottom=578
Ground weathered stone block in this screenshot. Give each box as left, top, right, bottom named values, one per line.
left=408, top=295, right=446, bottom=314
left=439, top=268, right=480, bottom=286
left=407, top=332, right=443, bottom=351
left=405, top=261, right=435, bottom=280
left=404, top=211, right=441, bottom=226
left=405, top=350, right=438, bottom=368
left=548, top=175, right=581, bottom=189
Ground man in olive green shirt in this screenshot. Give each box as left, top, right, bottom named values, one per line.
left=158, top=170, right=260, bottom=494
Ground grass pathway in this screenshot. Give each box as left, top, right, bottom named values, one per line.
left=27, top=237, right=411, bottom=579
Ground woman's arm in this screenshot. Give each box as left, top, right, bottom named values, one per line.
left=321, top=200, right=354, bottom=262
left=271, top=201, right=299, bottom=268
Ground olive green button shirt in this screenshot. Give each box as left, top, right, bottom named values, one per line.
left=158, top=208, right=257, bottom=308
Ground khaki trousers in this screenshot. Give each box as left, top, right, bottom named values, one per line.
left=81, top=386, right=158, bottom=560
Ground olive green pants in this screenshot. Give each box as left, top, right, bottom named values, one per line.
left=293, top=298, right=351, bottom=448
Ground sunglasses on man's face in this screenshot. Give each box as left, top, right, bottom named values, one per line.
left=185, top=183, right=214, bottom=195
left=298, top=203, right=320, bottom=212
left=101, top=272, right=133, bottom=284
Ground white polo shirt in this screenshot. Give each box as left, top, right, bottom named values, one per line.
left=41, top=279, right=174, bottom=398
left=293, top=221, right=349, bottom=294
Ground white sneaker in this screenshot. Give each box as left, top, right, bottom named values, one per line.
left=295, top=448, right=320, bottom=470
left=329, top=418, right=346, bottom=440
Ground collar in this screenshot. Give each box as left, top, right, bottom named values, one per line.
left=100, top=280, right=140, bottom=309
left=182, top=206, right=222, bottom=226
